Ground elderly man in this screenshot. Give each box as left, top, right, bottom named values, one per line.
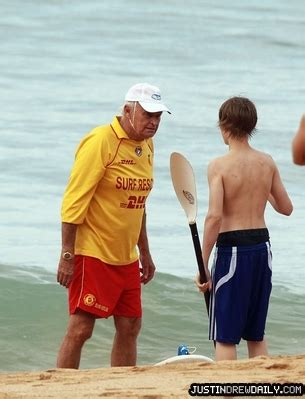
left=56, top=83, right=170, bottom=368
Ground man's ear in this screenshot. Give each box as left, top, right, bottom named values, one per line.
left=124, top=104, right=131, bottom=117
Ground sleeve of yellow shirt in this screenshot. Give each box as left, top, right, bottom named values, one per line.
left=61, top=127, right=108, bottom=224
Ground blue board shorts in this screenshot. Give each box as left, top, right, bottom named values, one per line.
left=209, top=228, right=272, bottom=344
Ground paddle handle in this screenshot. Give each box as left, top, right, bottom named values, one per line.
left=189, top=222, right=210, bottom=314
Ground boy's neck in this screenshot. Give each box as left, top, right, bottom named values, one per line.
left=227, top=137, right=251, bottom=151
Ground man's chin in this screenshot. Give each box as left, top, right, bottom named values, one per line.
left=144, top=130, right=156, bottom=138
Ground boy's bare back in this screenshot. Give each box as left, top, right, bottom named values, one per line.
left=211, top=147, right=275, bottom=232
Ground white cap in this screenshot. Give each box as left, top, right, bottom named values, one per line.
left=125, top=83, right=171, bottom=114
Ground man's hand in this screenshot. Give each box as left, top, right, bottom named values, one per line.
left=57, top=258, right=75, bottom=288
left=139, top=252, right=156, bottom=285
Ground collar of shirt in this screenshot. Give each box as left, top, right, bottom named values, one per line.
left=110, top=116, right=130, bottom=139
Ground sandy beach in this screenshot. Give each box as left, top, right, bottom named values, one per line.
left=0, top=354, right=304, bottom=398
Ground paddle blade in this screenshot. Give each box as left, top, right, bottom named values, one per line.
left=170, top=152, right=197, bottom=224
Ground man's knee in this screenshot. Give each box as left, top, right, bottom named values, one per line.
left=115, top=317, right=142, bottom=338
left=129, top=318, right=142, bottom=337
left=66, top=312, right=95, bottom=344
left=66, top=323, right=93, bottom=344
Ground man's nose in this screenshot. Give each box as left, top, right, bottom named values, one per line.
left=151, top=116, right=160, bottom=126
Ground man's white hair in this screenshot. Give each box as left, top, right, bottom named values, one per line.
left=120, top=101, right=137, bottom=115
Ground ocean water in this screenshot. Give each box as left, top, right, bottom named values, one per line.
left=1, top=0, right=305, bottom=371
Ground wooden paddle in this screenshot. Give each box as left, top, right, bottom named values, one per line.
left=170, top=152, right=210, bottom=314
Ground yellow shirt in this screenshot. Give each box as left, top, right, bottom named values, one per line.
left=61, top=117, right=154, bottom=265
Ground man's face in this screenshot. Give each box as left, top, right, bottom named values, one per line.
left=127, top=103, right=162, bottom=141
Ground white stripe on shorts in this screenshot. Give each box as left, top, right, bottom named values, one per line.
left=209, top=246, right=237, bottom=341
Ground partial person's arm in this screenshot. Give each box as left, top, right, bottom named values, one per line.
left=268, top=163, right=293, bottom=216
left=57, top=222, right=78, bottom=288
left=196, top=160, right=224, bottom=293
left=292, top=115, right=305, bottom=165
left=137, top=209, right=155, bottom=285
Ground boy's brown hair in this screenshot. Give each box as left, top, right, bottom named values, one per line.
left=218, top=97, right=257, bottom=139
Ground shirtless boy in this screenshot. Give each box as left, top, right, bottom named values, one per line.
left=196, top=97, right=293, bottom=361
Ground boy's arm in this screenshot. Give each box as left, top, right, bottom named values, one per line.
left=292, top=115, right=305, bottom=165
left=202, top=160, right=224, bottom=273
left=269, top=163, right=293, bottom=216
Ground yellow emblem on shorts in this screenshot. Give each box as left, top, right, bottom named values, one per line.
left=83, top=293, right=96, bottom=307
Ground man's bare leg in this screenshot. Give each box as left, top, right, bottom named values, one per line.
left=57, top=310, right=95, bottom=369
left=111, top=316, right=141, bottom=366
left=215, top=342, right=237, bottom=361
left=247, top=339, right=268, bottom=358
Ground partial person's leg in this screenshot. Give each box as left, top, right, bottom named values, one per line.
left=57, top=310, right=95, bottom=369
left=111, top=316, right=141, bottom=366
left=247, top=339, right=268, bottom=358
left=215, top=342, right=237, bottom=361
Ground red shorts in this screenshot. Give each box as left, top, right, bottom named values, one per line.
left=69, top=255, right=142, bottom=318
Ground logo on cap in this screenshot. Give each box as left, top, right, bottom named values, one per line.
left=151, top=93, right=161, bottom=101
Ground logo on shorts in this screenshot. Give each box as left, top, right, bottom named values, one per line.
left=83, top=293, right=96, bottom=307
left=183, top=190, right=195, bottom=205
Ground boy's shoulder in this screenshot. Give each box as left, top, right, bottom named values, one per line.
left=207, top=155, right=228, bottom=176
left=252, top=148, right=275, bottom=164
left=208, top=153, right=230, bottom=168
left=208, top=149, right=276, bottom=174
